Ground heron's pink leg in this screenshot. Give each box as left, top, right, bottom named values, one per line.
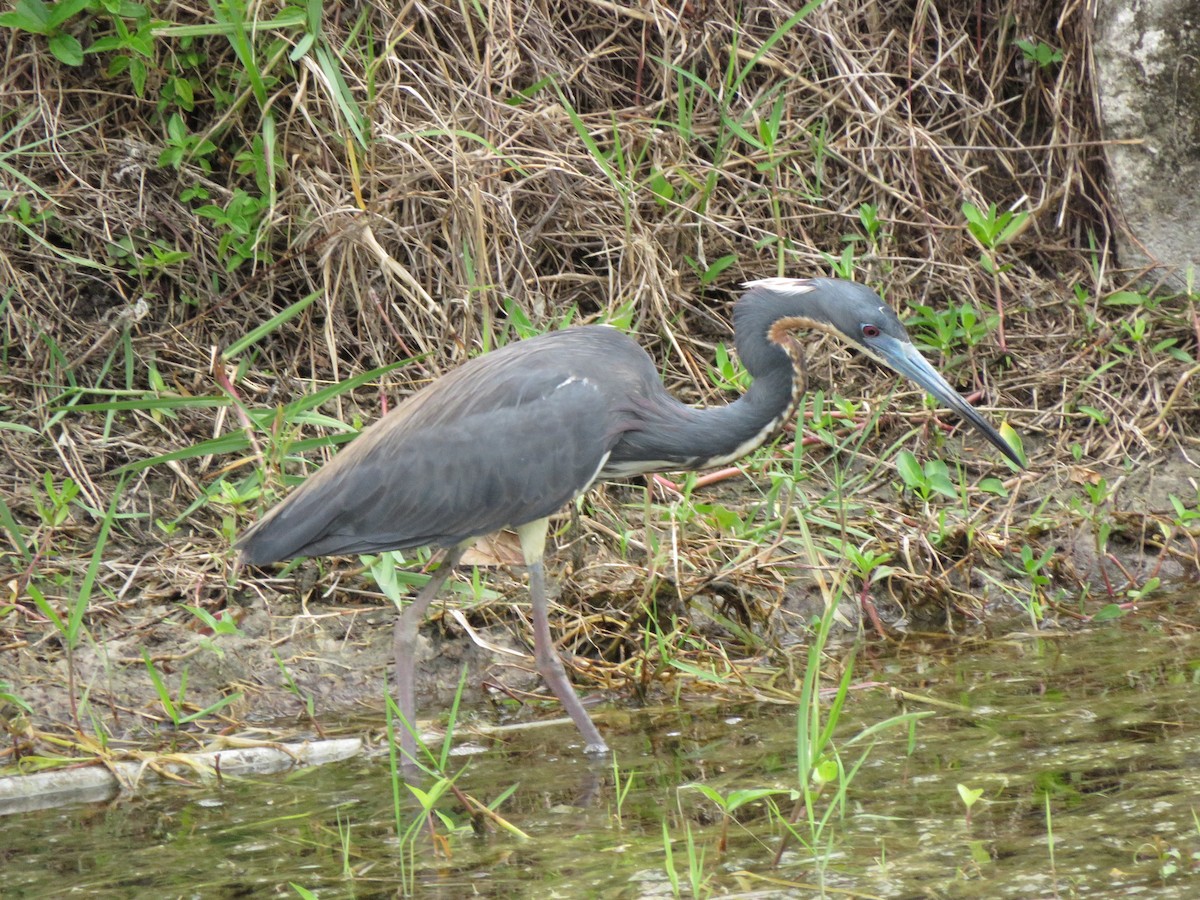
left=518, top=519, right=609, bottom=755
left=393, top=544, right=465, bottom=762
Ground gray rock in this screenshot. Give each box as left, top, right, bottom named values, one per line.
left=1094, top=0, right=1200, bottom=284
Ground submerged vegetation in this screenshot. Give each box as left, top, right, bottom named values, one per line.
left=1, top=0, right=1198, bottom=894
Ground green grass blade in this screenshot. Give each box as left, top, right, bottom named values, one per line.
left=67, top=474, right=126, bottom=647
left=221, top=291, right=323, bottom=359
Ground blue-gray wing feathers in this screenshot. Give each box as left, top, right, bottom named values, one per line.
left=237, top=328, right=655, bottom=564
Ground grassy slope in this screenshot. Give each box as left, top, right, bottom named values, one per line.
left=0, top=0, right=1196, bottom=747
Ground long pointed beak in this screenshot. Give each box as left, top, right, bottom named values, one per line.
left=873, top=337, right=1023, bottom=468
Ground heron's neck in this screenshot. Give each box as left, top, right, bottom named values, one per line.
left=604, top=303, right=804, bottom=475
left=673, top=359, right=801, bottom=469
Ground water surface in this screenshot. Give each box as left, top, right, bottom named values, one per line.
left=4, top=597, right=1199, bottom=898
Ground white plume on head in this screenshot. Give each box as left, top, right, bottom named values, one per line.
left=740, top=277, right=817, bottom=294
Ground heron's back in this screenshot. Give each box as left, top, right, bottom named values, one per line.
left=236, top=326, right=661, bottom=564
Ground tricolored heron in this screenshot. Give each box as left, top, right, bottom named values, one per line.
left=237, top=277, right=1020, bottom=758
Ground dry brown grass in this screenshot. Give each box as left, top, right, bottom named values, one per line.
left=1, top=1, right=1197, bottom=748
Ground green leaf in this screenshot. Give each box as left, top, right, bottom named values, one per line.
left=683, top=783, right=726, bottom=808
left=978, top=477, right=1008, bottom=497
left=313, top=43, right=367, bottom=148
left=994, top=210, right=1029, bottom=245
left=1127, top=576, right=1161, bottom=600
left=700, top=253, right=737, bottom=285
left=184, top=605, right=242, bottom=636
left=0, top=681, right=33, bottom=713
left=47, top=0, right=92, bottom=28
left=724, top=787, right=791, bottom=811
left=667, top=657, right=732, bottom=684
left=895, top=450, right=922, bottom=488
left=172, top=75, right=194, bottom=110
left=220, top=290, right=323, bottom=358
left=1102, top=290, right=1150, bottom=307
left=49, top=32, right=84, bottom=66
left=998, top=422, right=1025, bottom=467
left=812, top=758, right=839, bottom=786
left=0, top=0, right=51, bottom=34
left=289, top=31, right=314, bottom=60
left=141, top=649, right=177, bottom=718
left=961, top=201, right=987, bottom=233
left=649, top=170, right=675, bottom=206
left=27, top=583, right=65, bottom=633
left=957, top=783, right=984, bottom=808
left=696, top=502, right=742, bottom=532
left=928, top=471, right=958, bottom=499
left=504, top=74, right=554, bottom=106
left=0, top=420, right=38, bottom=435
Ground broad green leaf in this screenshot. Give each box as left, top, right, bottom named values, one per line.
left=0, top=0, right=51, bottom=34
left=895, top=450, right=922, bottom=488
left=48, top=0, right=92, bottom=27
left=49, top=32, right=84, bottom=65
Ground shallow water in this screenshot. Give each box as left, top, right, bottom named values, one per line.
left=4, top=595, right=1200, bottom=898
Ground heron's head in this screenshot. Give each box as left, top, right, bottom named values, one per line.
left=740, top=277, right=1023, bottom=468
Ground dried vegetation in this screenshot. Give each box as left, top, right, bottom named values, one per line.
left=1, top=0, right=1197, bottom=749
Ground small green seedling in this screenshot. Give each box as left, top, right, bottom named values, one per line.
left=962, top=201, right=1029, bottom=351
left=843, top=542, right=896, bottom=588
left=184, top=605, right=243, bottom=659
left=661, top=818, right=709, bottom=899
left=858, top=202, right=882, bottom=246
left=1015, top=38, right=1063, bottom=68
left=31, top=473, right=79, bottom=528
left=708, top=342, right=750, bottom=392
left=957, top=783, right=984, bottom=827
left=962, top=201, right=1029, bottom=268
left=1169, top=494, right=1200, bottom=528
left=820, top=242, right=857, bottom=279
left=0, top=680, right=33, bottom=714
left=908, top=302, right=998, bottom=355
left=895, top=450, right=957, bottom=502
left=684, top=783, right=795, bottom=857
left=1006, top=543, right=1054, bottom=625
left=141, top=649, right=242, bottom=728
left=685, top=252, right=738, bottom=286
left=610, top=753, right=636, bottom=828
left=1125, top=577, right=1161, bottom=603
left=273, top=649, right=317, bottom=725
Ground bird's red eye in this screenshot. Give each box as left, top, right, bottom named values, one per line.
left=861, top=324, right=881, bottom=338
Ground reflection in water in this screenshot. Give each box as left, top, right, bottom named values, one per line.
left=3, top=596, right=1200, bottom=897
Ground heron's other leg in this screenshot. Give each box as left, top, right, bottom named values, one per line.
left=516, top=518, right=609, bottom=755
left=393, top=544, right=465, bottom=761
